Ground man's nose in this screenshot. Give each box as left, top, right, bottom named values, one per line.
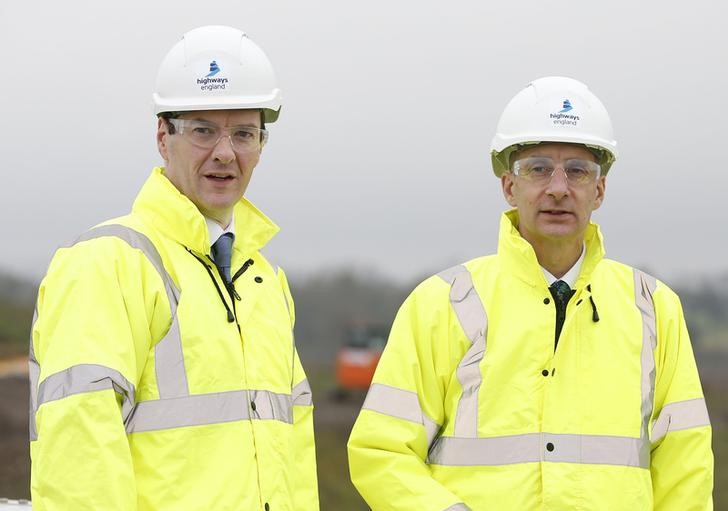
left=546, top=167, right=570, bottom=199
left=212, top=135, right=236, bottom=163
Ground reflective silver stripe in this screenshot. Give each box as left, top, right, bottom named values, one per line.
left=35, top=363, right=136, bottom=427
left=363, top=383, right=421, bottom=422
left=74, top=224, right=188, bottom=398
left=443, top=504, right=472, bottom=511
left=154, top=316, right=187, bottom=398
left=651, top=397, right=711, bottom=443
left=251, top=389, right=292, bottom=422
left=423, top=413, right=441, bottom=448
left=30, top=225, right=188, bottom=438
left=634, top=269, right=657, bottom=460
left=292, top=379, right=313, bottom=406
left=126, top=389, right=293, bottom=433
left=543, top=433, right=647, bottom=467
left=427, top=433, right=649, bottom=468
left=437, top=265, right=487, bottom=344
left=438, top=265, right=487, bottom=438
left=363, top=383, right=441, bottom=448
left=29, top=308, right=41, bottom=440
left=429, top=434, right=539, bottom=466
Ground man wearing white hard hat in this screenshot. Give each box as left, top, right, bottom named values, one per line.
left=348, top=76, right=713, bottom=510
left=29, top=26, right=319, bottom=510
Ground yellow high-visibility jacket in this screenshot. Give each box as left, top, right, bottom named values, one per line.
left=348, top=210, right=713, bottom=511
left=30, top=168, right=319, bottom=511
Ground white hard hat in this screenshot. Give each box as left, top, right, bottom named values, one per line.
left=153, top=25, right=282, bottom=123
left=490, top=76, right=617, bottom=177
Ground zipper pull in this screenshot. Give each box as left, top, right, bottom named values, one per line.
left=586, top=284, right=600, bottom=322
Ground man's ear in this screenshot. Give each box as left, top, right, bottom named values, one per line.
left=157, top=117, right=170, bottom=162
left=593, top=176, right=606, bottom=210
left=501, top=174, right=517, bottom=207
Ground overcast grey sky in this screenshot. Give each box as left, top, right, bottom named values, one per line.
left=1, top=1, right=726, bottom=286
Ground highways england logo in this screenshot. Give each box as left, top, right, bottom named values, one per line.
left=197, top=60, right=229, bottom=91
left=550, top=99, right=580, bottom=126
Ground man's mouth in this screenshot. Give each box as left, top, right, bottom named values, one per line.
left=541, top=209, right=571, bottom=216
left=205, top=173, right=235, bottom=181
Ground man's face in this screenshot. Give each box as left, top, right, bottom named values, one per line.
left=501, top=143, right=606, bottom=248
left=157, top=109, right=263, bottom=225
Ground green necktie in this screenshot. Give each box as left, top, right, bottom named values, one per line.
left=549, top=280, right=574, bottom=349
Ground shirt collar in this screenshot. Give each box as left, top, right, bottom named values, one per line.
left=205, top=216, right=235, bottom=249
left=541, top=244, right=585, bottom=288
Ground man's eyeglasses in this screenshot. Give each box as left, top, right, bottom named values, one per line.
left=511, top=157, right=601, bottom=185
left=167, top=118, right=268, bottom=153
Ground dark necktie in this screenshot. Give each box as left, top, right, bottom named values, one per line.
left=211, top=233, right=235, bottom=284
left=549, top=280, right=574, bottom=349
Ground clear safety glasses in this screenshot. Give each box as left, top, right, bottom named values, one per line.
left=167, top=118, right=268, bottom=153
left=511, top=157, right=601, bottom=185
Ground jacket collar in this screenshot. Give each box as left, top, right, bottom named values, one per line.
left=132, top=167, right=279, bottom=259
left=498, top=209, right=605, bottom=290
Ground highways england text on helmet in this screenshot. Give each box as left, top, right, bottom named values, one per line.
left=490, top=76, right=618, bottom=177
left=153, top=25, right=282, bottom=122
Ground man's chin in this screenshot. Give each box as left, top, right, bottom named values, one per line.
left=535, top=221, right=581, bottom=241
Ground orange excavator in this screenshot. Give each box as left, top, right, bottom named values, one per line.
left=332, top=323, right=388, bottom=399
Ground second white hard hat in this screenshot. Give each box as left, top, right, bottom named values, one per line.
left=490, top=76, right=617, bottom=177
left=153, top=25, right=282, bottom=122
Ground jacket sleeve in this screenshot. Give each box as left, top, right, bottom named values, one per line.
left=278, top=268, right=320, bottom=511
left=348, top=279, right=472, bottom=511
left=650, top=283, right=714, bottom=511
left=30, top=237, right=167, bottom=511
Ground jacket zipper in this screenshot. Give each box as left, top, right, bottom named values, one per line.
left=187, top=249, right=254, bottom=323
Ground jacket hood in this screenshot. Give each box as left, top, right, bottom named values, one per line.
left=499, top=209, right=605, bottom=290
left=132, top=167, right=279, bottom=258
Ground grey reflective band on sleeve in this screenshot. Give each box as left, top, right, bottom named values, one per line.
left=72, top=225, right=176, bottom=299
left=126, top=388, right=293, bottom=433
left=30, top=364, right=136, bottom=440
left=427, top=433, right=649, bottom=469
left=363, top=383, right=441, bottom=448
left=437, top=265, right=488, bottom=438
left=28, top=309, right=40, bottom=440
left=633, top=269, right=657, bottom=456
left=74, top=224, right=188, bottom=399
left=443, top=504, right=472, bottom=511
left=651, top=397, right=711, bottom=443
left=292, top=379, right=313, bottom=406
